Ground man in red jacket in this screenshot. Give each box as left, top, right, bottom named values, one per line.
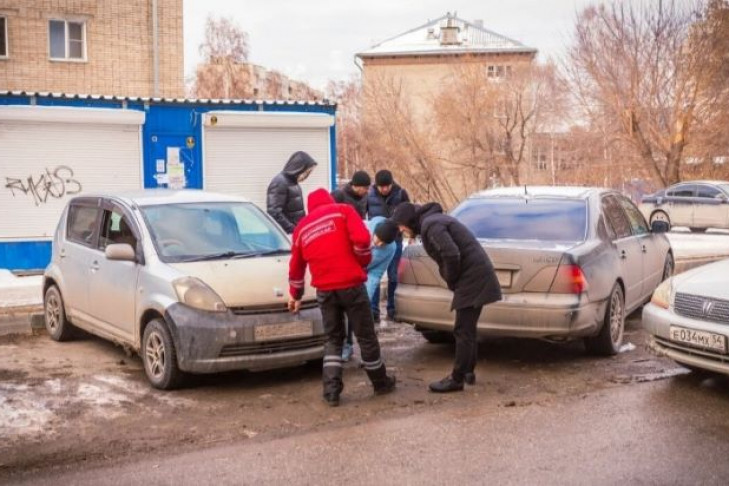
left=289, top=189, right=396, bottom=407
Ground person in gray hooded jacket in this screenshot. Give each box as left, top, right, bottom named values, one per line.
left=266, top=151, right=318, bottom=234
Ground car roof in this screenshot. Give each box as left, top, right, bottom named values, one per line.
left=673, top=180, right=729, bottom=186
left=469, top=186, right=605, bottom=200
left=75, top=190, right=252, bottom=207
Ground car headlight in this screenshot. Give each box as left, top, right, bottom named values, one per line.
left=650, top=278, right=673, bottom=309
left=173, top=277, right=227, bottom=313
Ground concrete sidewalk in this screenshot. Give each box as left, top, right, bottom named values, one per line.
left=1, top=231, right=727, bottom=336
left=0, top=270, right=43, bottom=336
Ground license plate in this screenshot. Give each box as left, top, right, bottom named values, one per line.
left=495, top=270, right=512, bottom=288
left=669, top=326, right=727, bottom=353
left=254, top=321, right=312, bottom=342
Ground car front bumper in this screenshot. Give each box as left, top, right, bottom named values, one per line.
left=165, top=303, right=325, bottom=374
left=642, top=303, right=729, bottom=376
left=395, top=284, right=607, bottom=339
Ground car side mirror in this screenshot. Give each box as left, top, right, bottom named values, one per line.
left=651, top=220, right=670, bottom=234
left=105, top=243, right=136, bottom=262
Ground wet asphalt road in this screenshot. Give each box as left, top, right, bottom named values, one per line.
left=7, top=307, right=729, bottom=486
left=14, top=372, right=729, bottom=486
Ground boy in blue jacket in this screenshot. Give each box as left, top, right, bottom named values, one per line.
left=342, top=217, right=399, bottom=361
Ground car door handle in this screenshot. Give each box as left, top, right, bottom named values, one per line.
left=59, top=249, right=67, bottom=259
left=90, top=260, right=100, bottom=272
left=641, top=245, right=647, bottom=253
left=620, top=250, right=627, bottom=260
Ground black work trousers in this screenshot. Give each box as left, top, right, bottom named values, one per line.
left=451, top=305, right=484, bottom=382
left=317, top=285, right=388, bottom=396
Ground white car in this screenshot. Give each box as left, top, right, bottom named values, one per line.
left=639, top=180, right=729, bottom=232
left=44, top=191, right=324, bottom=389
left=643, top=258, right=729, bottom=376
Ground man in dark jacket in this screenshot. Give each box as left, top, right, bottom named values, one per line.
left=331, top=170, right=370, bottom=219
left=392, top=202, right=502, bottom=393
left=266, top=151, right=318, bottom=234
left=289, top=189, right=396, bottom=407
left=367, top=170, right=410, bottom=322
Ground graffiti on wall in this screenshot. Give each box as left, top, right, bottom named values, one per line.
left=4, top=166, right=83, bottom=206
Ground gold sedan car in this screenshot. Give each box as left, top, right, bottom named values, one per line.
left=395, top=187, right=673, bottom=355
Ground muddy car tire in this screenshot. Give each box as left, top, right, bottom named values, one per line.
left=44, top=285, right=75, bottom=342
left=142, top=319, right=185, bottom=390
left=689, top=227, right=707, bottom=233
left=420, top=330, right=455, bottom=344
left=650, top=211, right=671, bottom=230
left=662, top=253, right=674, bottom=281
left=585, top=284, right=625, bottom=356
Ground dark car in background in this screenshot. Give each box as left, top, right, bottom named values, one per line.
left=639, top=180, right=729, bottom=232
left=396, top=186, right=673, bottom=355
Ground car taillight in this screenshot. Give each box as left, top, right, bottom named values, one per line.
left=398, top=256, right=409, bottom=282
left=550, top=264, right=588, bottom=295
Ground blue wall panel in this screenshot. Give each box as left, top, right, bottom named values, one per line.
left=0, top=242, right=52, bottom=272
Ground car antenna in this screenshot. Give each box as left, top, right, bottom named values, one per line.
left=524, top=185, right=529, bottom=203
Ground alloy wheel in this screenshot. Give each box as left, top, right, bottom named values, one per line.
left=145, top=330, right=166, bottom=380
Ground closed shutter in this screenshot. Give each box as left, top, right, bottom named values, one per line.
left=202, top=112, right=333, bottom=210
left=0, top=106, right=144, bottom=240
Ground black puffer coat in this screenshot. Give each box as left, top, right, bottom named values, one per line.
left=332, top=183, right=367, bottom=219
left=266, top=152, right=317, bottom=233
left=405, top=203, right=502, bottom=311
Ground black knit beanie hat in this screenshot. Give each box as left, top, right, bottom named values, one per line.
left=374, top=219, right=399, bottom=244
left=391, top=203, right=418, bottom=231
left=350, top=170, right=371, bottom=187
left=375, top=170, right=394, bottom=186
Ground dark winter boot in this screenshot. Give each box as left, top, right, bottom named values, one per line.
left=366, top=364, right=396, bottom=395
left=374, top=375, right=397, bottom=396
left=323, top=392, right=340, bottom=407
left=429, top=375, right=464, bottom=393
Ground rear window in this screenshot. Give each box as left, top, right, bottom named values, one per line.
left=452, top=197, right=588, bottom=241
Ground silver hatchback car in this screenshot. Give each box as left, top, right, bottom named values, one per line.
left=43, top=191, right=324, bottom=389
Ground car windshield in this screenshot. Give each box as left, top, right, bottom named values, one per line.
left=141, top=202, right=290, bottom=263
left=452, top=197, right=588, bottom=241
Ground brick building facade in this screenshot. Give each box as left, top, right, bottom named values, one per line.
left=0, top=0, right=183, bottom=97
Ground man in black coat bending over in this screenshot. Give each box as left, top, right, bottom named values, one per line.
left=266, top=151, right=318, bottom=234
left=392, top=202, right=502, bottom=393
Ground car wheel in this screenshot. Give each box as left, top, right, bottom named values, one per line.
left=662, top=253, right=674, bottom=281
left=420, top=330, right=455, bottom=344
left=650, top=211, right=671, bottom=230
left=44, top=285, right=75, bottom=342
left=689, top=227, right=707, bottom=233
left=142, top=318, right=185, bottom=390
left=585, top=284, right=625, bottom=356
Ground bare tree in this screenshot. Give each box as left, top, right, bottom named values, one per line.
left=192, top=15, right=251, bottom=98
left=433, top=60, right=566, bottom=187
left=565, top=0, right=727, bottom=187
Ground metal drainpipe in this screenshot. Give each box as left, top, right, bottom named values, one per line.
left=152, top=0, right=160, bottom=97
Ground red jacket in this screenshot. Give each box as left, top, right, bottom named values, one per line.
left=289, top=189, right=372, bottom=299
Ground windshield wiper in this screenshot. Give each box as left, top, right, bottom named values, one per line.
left=253, top=249, right=291, bottom=257
left=180, top=251, right=258, bottom=262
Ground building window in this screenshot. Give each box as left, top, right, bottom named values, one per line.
left=0, top=16, right=7, bottom=58
left=535, top=154, right=548, bottom=171
left=49, top=19, right=86, bottom=61
left=487, top=65, right=512, bottom=79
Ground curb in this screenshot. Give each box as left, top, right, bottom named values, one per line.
left=0, top=305, right=44, bottom=337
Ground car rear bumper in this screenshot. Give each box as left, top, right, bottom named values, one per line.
left=395, top=284, right=606, bottom=339
left=642, top=303, right=729, bottom=376
left=165, top=303, right=325, bottom=374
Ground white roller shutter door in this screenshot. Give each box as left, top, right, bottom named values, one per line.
left=202, top=112, right=333, bottom=210
left=0, top=106, right=144, bottom=240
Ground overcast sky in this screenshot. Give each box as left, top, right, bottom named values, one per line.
left=183, top=0, right=594, bottom=90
